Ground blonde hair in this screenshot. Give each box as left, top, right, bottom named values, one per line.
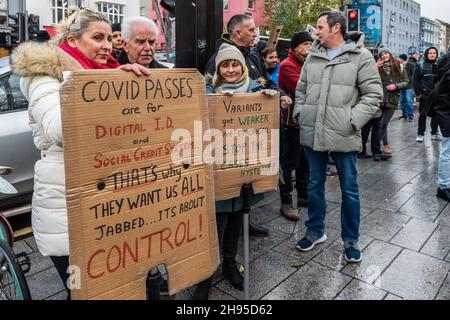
left=51, top=8, right=110, bottom=45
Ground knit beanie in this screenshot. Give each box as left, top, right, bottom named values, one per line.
left=378, top=47, right=391, bottom=55
left=399, top=54, right=408, bottom=61
left=215, top=44, right=246, bottom=71
left=291, top=32, right=314, bottom=49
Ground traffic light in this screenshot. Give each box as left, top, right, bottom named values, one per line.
left=28, top=14, right=40, bottom=37
left=346, top=9, right=359, bottom=32
left=8, top=12, right=27, bottom=44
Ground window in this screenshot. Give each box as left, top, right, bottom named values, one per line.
left=0, top=73, right=28, bottom=113
left=248, top=0, right=254, bottom=10
left=97, top=2, right=125, bottom=24
left=224, top=0, right=229, bottom=10
left=52, top=0, right=67, bottom=24
left=51, top=0, right=84, bottom=24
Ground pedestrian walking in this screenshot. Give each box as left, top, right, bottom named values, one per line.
left=376, top=47, right=409, bottom=157
left=293, top=10, right=383, bottom=263
left=413, top=47, right=442, bottom=142
left=11, top=8, right=150, bottom=299
left=398, top=53, right=415, bottom=122
left=278, top=32, right=313, bottom=221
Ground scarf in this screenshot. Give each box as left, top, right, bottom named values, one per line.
left=215, top=66, right=250, bottom=94
left=382, top=62, right=391, bottom=75
left=59, top=42, right=120, bottom=70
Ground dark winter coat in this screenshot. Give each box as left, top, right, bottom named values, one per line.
left=413, top=47, right=439, bottom=96
left=403, top=60, right=415, bottom=89
left=380, top=64, right=409, bottom=108
left=434, top=53, right=450, bottom=137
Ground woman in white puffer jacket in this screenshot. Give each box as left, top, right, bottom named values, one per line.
left=12, top=8, right=149, bottom=299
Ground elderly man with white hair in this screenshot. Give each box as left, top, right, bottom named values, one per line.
left=118, top=16, right=167, bottom=68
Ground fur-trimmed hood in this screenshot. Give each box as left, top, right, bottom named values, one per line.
left=11, top=41, right=82, bottom=82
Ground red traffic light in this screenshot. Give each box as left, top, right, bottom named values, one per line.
left=346, top=9, right=359, bottom=32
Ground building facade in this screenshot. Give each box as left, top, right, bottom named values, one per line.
left=223, top=0, right=268, bottom=33
left=435, top=19, right=450, bottom=54
left=141, top=0, right=269, bottom=51
left=435, top=19, right=448, bottom=55
left=420, top=16, right=440, bottom=54
left=139, top=0, right=170, bottom=50
left=381, top=0, right=421, bottom=56
left=9, top=0, right=140, bottom=28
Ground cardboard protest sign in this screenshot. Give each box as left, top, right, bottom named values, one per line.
left=207, top=93, right=279, bottom=201
left=60, top=69, right=219, bottom=300
left=268, top=25, right=283, bottom=49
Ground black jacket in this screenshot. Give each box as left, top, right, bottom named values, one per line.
left=434, top=52, right=450, bottom=137
left=413, top=47, right=439, bottom=96
left=205, top=34, right=279, bottom=91
left=117, top=50, right=168, bottom=69
left=403, top=60, right=415, bottom=89
left=436, top=48, right=450, bottom=80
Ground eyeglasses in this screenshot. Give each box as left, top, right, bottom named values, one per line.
left=66, top=6, right=97, bottom=30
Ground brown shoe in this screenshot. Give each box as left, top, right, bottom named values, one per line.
left=383, top=144, right=392, bottom=154
left=280, top=204, right=299, bottom=221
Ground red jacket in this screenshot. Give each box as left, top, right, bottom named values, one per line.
left=279, top=49, right=305, bottom=98
left=279, top=50, right=305, bottom=126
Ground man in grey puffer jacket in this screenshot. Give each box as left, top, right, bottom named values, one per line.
left=293, top=10, right=383, bottom=262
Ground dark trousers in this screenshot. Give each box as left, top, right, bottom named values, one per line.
left=418, top=96, right=439, bottom=135
left=361, top=117, right=381, bottom=154
left=279, top=125, right=309, bottom=204
left=379, top=106, right=396, bottom=146
left=49, top=255, right=71, bottom=300
left=216, top=212, right=243, bottom=262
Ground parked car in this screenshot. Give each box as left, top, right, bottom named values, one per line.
left=0, top=56, right=40, bottom=212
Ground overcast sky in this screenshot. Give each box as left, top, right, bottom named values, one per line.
left=414, top=0, right=450, bottom=22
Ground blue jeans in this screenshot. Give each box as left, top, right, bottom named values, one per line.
left=304, top=147, right=360, bottom=243
left=438, top=137, right=450, bottom=190
left=399, top=89, right=414, bottom=118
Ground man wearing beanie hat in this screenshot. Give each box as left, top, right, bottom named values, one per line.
left=398, top=53, right=415, bottom=121
left=111, top=23, right=124, bottom=60
left=277, top=31, right=313, bottom=221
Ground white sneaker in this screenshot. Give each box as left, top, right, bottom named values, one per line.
left=431, top=133, right=443, bottom=141
left=416, top=135, right=424, bottom=142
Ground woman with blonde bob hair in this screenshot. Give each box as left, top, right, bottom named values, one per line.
left=12, top=8, right=149, bottom=299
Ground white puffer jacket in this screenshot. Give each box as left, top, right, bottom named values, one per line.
left=12, top=42, right=82, bottom=256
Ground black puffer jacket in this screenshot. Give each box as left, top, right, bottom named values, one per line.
left=435, top=52, right=450, bottom=137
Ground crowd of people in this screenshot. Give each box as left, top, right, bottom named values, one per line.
left=10, top=6, right=450, bottom=300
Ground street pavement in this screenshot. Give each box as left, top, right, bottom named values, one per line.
left=14, top=112, right=450, bottom=300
